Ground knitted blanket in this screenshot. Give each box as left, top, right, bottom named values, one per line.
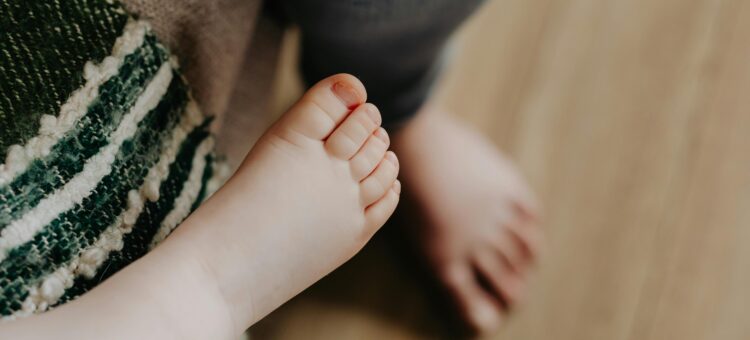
left=0, top=0, right=224, bottom=319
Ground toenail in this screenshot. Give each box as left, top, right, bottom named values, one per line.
left=375, top=127, right=389, bottom=143
left=393, top=180, right=401, bottom=194
left=332, top=81, right=362, bottom=109
left=386, top=151, right=398, bottom=166
left=364, top=104, right=381, bottom=124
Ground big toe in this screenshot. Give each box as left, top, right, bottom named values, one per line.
left=276, top=73, right=367, bottom=141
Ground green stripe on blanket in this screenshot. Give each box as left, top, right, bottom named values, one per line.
left=0, top=35, right=168, bottom=228
left=0, top=75, right=189, bottom=315
left=0, top=0, right=128, bottom=160
left=54, top=121, right=212, bottom=307
left=0, top=0, right=226, bottom=318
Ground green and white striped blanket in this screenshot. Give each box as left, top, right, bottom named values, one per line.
left=0, top=0, right=223, bottom=319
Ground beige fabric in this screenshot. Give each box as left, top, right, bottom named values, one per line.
left=120, top=0, right=284, bottom=169
left=121, top=0, right=262, bottom=119
left=216, top=14, right=284, bottom=170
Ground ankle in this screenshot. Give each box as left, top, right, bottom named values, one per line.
left=186, top=242, right=249, bottom=336
left=123, top=234, right=238, bottom=339
left=161, top=186, right=260, bottom=337
left=173, top=207, right=258, bottom=336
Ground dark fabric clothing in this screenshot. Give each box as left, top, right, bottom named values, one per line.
left=281, top=0, right=486, bottom=129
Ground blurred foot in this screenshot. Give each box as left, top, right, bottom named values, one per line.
left=392, top=107, right=543, bottom=334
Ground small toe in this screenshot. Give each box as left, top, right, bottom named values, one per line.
left=512, top=186, right=542, bottom=222
left=364, top=180, right=401, bottom=232
left=473, top=248, right=526, bottom=308
left=360, top=151, right=399, bottom=206
left=507, top=220, right=544, bottom=263
left=350, top=127, right=390, bottom=181
left=440, top=263, right=504, bottom=334
left=279, top=73, right=367, bottom=141
left=489, top=227, right=528, bottom=273
left=325, top=103, right=382, bottom=159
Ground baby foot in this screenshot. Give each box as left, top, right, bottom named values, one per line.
left=393, top=108, right=543, bottom=335
left=177, top=74, right=400, bottom=333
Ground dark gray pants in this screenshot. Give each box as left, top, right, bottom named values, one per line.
left=281, top=0, right=486, bottom=129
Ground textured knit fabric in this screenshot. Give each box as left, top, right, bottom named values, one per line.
left=119, top=0, right=272, bottom=171
left=0, top=0, right=224, bottom=319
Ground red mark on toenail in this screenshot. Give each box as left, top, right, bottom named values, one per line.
left=332, top=81, right=362, bottom=109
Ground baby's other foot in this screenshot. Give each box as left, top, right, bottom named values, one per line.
left=182, top=74, right=400, bottom=333
left=393, top=108, right=543, bottom=335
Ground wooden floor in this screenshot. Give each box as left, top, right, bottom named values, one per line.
left=252, top=0, right=750, bottom=339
